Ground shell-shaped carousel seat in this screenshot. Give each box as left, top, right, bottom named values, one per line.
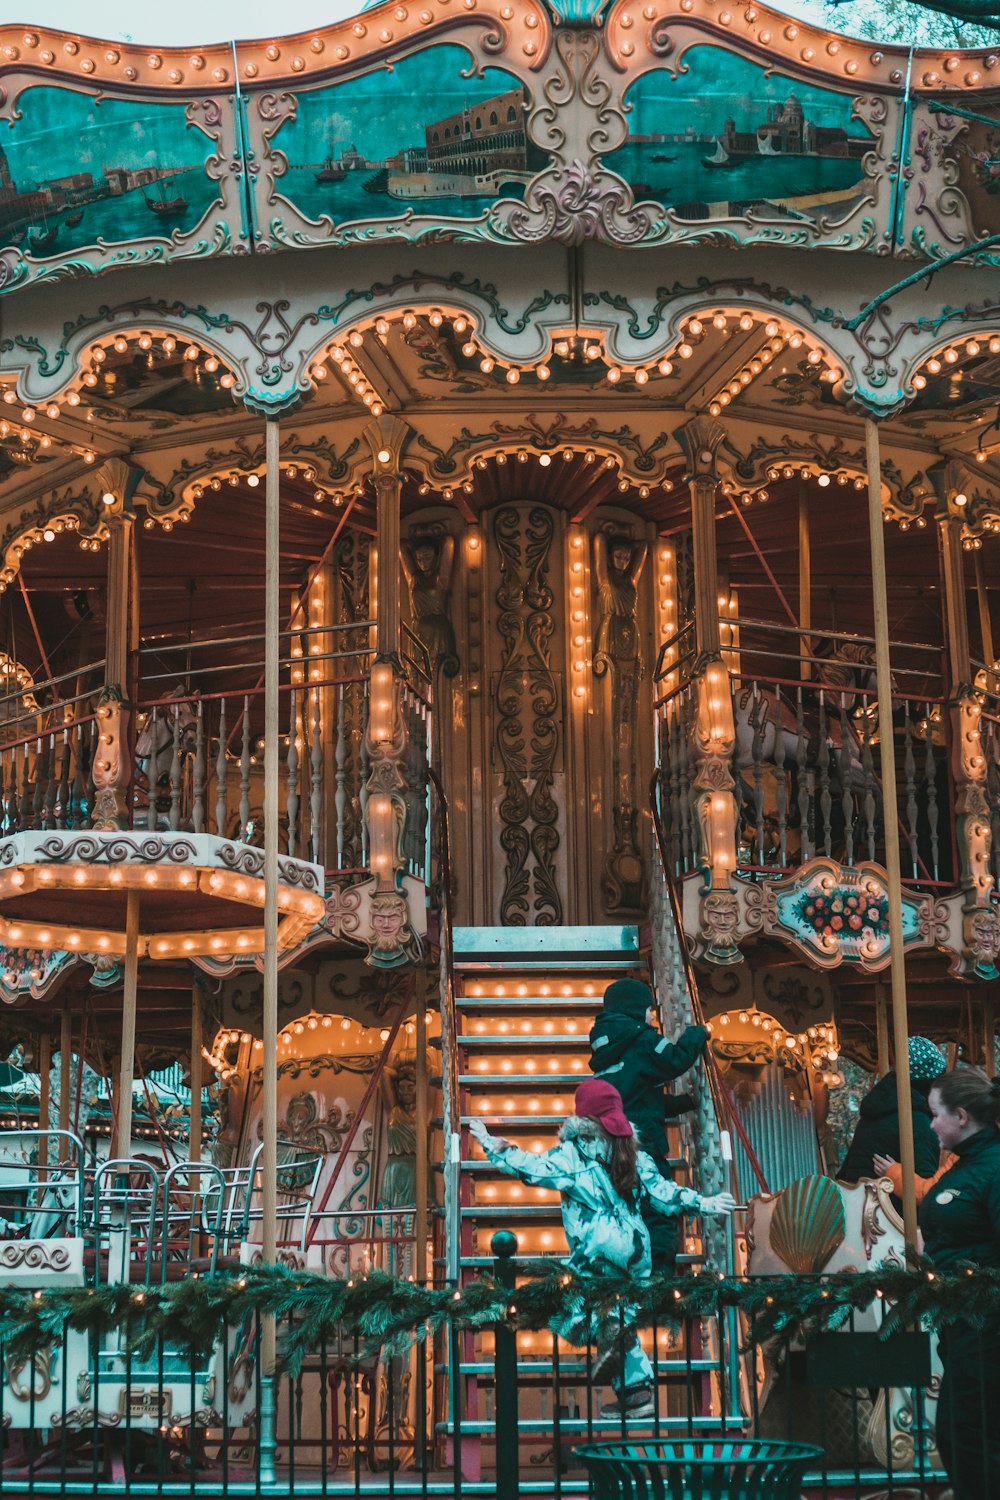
left=769, top=1174, right=848, bottom=1275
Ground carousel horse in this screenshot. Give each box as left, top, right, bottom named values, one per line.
left=746, top=1173, right=940, bottom=1473
left=134, top=689, right=201, bottom=824
left=732, top=641, right=890, bottom=861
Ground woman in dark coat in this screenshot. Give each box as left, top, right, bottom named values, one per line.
left=837, top=1036, right=945, bottom=1184
left=919, top=1068, right=1000, bottom=1499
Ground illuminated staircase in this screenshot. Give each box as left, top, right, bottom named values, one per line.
left=444, top=925, right=728, bottom=1468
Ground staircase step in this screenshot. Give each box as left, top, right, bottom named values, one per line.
left=454, top=925, right=639, bottom=957
left=458, top=1252, right=706, bottom=1267
left=451, top=1359, right=720, bottom=1376
left=442, top=1416, right=733, bottom=1435
left=458, top=1034, right=591, bottom=1049
left=458, top=1073, right=588, bottom=1086
left=457, top=994, right=602, bottom=1009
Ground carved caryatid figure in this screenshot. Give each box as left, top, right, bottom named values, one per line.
left=401, top=533, right=459, bottom=678
left=593, top=534, right=647, bottom=679
left=593, top=533, right=647, bottom=913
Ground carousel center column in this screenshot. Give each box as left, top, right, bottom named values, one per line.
left=678, top=417, right=741, bottom=964
left=363, top=418, right=420, bottom=948
left=930, top=461, right=997, bottom=977
left=95, top=461, right=140, bottom=1159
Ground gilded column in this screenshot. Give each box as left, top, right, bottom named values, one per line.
left=94, top=459, right=139, bottom=830
left=363, top=417, right=421, bottom=968
left=677, top=419, right=740, bottom=963
left=930, top=462, right=996, bottom=973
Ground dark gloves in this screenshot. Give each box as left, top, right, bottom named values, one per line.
left=663, top=1093, right=696, bottom=1119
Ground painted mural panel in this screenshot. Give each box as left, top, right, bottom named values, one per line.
left=0, top=85, right=234, bottom=291
left=252, top=46, right=548, bottom=246
left=899, top=100, right=1000, bottom=263
left=613, top=48, right=881, bottom=247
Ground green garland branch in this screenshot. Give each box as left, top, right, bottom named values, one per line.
left=0, top=1260, right=996, bottom=1373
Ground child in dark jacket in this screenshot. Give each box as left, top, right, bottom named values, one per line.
left=470, top=1079, right=735, bottom=1419
left=589, top=979, right=709, bottom=1269
left=837, top=1035, right=945, bottom=1184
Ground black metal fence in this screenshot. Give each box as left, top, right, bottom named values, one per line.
left=0, top=1251, right=959, bottom=1498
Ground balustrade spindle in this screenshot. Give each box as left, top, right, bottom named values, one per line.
left=239, top=697, right=251, bottom=840
left=70, top=725, right=85, bottom=829
left=335, top=683, right=347, bottom=870
left=20, top=740, right=32, bottom=829
left=751, top=684, right=765, bottom=866
left=903, top=704, right=920, bottom=881
left=215, top=698, right=228, bottom=838
left=286, top=688, right=299, bottom=859
left=861, top=704, right=876, bottom=862
left=795, top=687, right=812, bottom=861
left=359, top=682, right=370, bottom=867
left=56, top=728, right=71, bottom=830
left=838, top=696, right=854, bottom=867
left=168, top=707, right=182, bottom=832
left=773, top=685, right=787, bottom=867
left=310, top=693, right=323, bottom=865
left=3, top=746, right=16, bottom=833
left=86, top=721, right=97, bottom=827
left=192, top=700, right=205, bottom=834
left=924, top=705, right=940, bottom=881
left=32, top=737, right=45, bottom=830
left=146, top=708, right=160, bottom=831
left=43, top=733, right=58, bottom=829
left=817, top=692, right=832, bottom=857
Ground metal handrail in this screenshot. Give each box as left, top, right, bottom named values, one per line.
left=136, top=620, right=375, bottom=655
left=648, top=773, right=770, bottom=1197
left=427, top=765, right=461, bottom=1285
left=719, top=615, right=943, bottom=657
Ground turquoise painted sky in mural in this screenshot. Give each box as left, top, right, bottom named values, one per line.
left=624, top=46, right=867, bottom=135
left=281, top=48, right=523, bottom=163
left=1, top=88, right=212, bottom=181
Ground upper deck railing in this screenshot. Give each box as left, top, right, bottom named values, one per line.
left=0, top=623, right=432, bottom=884
left=655, top=616, right=955, bottom=887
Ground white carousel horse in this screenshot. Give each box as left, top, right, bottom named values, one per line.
left=746, top=1173, right=940, bottom=1473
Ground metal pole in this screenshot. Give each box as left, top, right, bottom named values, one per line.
left=875, top=983, right=891, bottom=1079
left=491, top=1232, right=519, bottom=1500
left=116, top=889, right=140, bottom=1160
left=58, top=1007, right=71, bottom=1136
left=975, top=551, right=995, bottom=682
left=415, top=982, right=429, bottom=1285
left=189, top=982, right=203, bottom=1164
left=799, top=487, right=812, bottom=681
left=260, top=416, right=280, bottom=1486
left=865, top=419, right=918, bottom=1249
left=38, top=1031, right=51, bottom=1171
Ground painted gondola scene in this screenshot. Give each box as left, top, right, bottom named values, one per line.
left=616, top=50, right=874, bottom=228
left=0, top=87, right=222, bottom=258
left=0, top=0, right=999, bottom=1494
left=267, top=47, right=547, bottom=228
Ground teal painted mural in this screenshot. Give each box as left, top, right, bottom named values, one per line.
left=0, top=87, right=223, bottom=260
left=264, top=47, right=547, bottom=233
left=616, top=49, right=873, bottom=229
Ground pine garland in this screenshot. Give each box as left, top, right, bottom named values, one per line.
left=0, top=1259, right=996, bottom=1374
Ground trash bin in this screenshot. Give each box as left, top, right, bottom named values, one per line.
left=574, top=1437, right=822, bottom=1499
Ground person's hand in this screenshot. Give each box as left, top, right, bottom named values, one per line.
left=700, top=1192, right=738, bottom=1216
left=468, top=1118, right=491, bottom=1148
left=872, top=1154, right=897, bottom=1176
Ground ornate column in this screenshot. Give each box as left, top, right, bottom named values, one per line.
left=677, top=419, right=740, bottom=963
left=94, top=459, right=139, bottom=831
left=363, top=418, right=421, bottom=968
left=929, top=462, right=995, bottom=969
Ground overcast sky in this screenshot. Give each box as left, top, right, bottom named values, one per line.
left=4, top=0, right=827, bottom=43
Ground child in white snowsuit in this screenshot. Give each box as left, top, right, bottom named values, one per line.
left=469, top=1077, right=735, bottom=1418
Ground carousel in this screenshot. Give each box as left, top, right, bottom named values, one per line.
left=0, top=0, right=997, bottom=1490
